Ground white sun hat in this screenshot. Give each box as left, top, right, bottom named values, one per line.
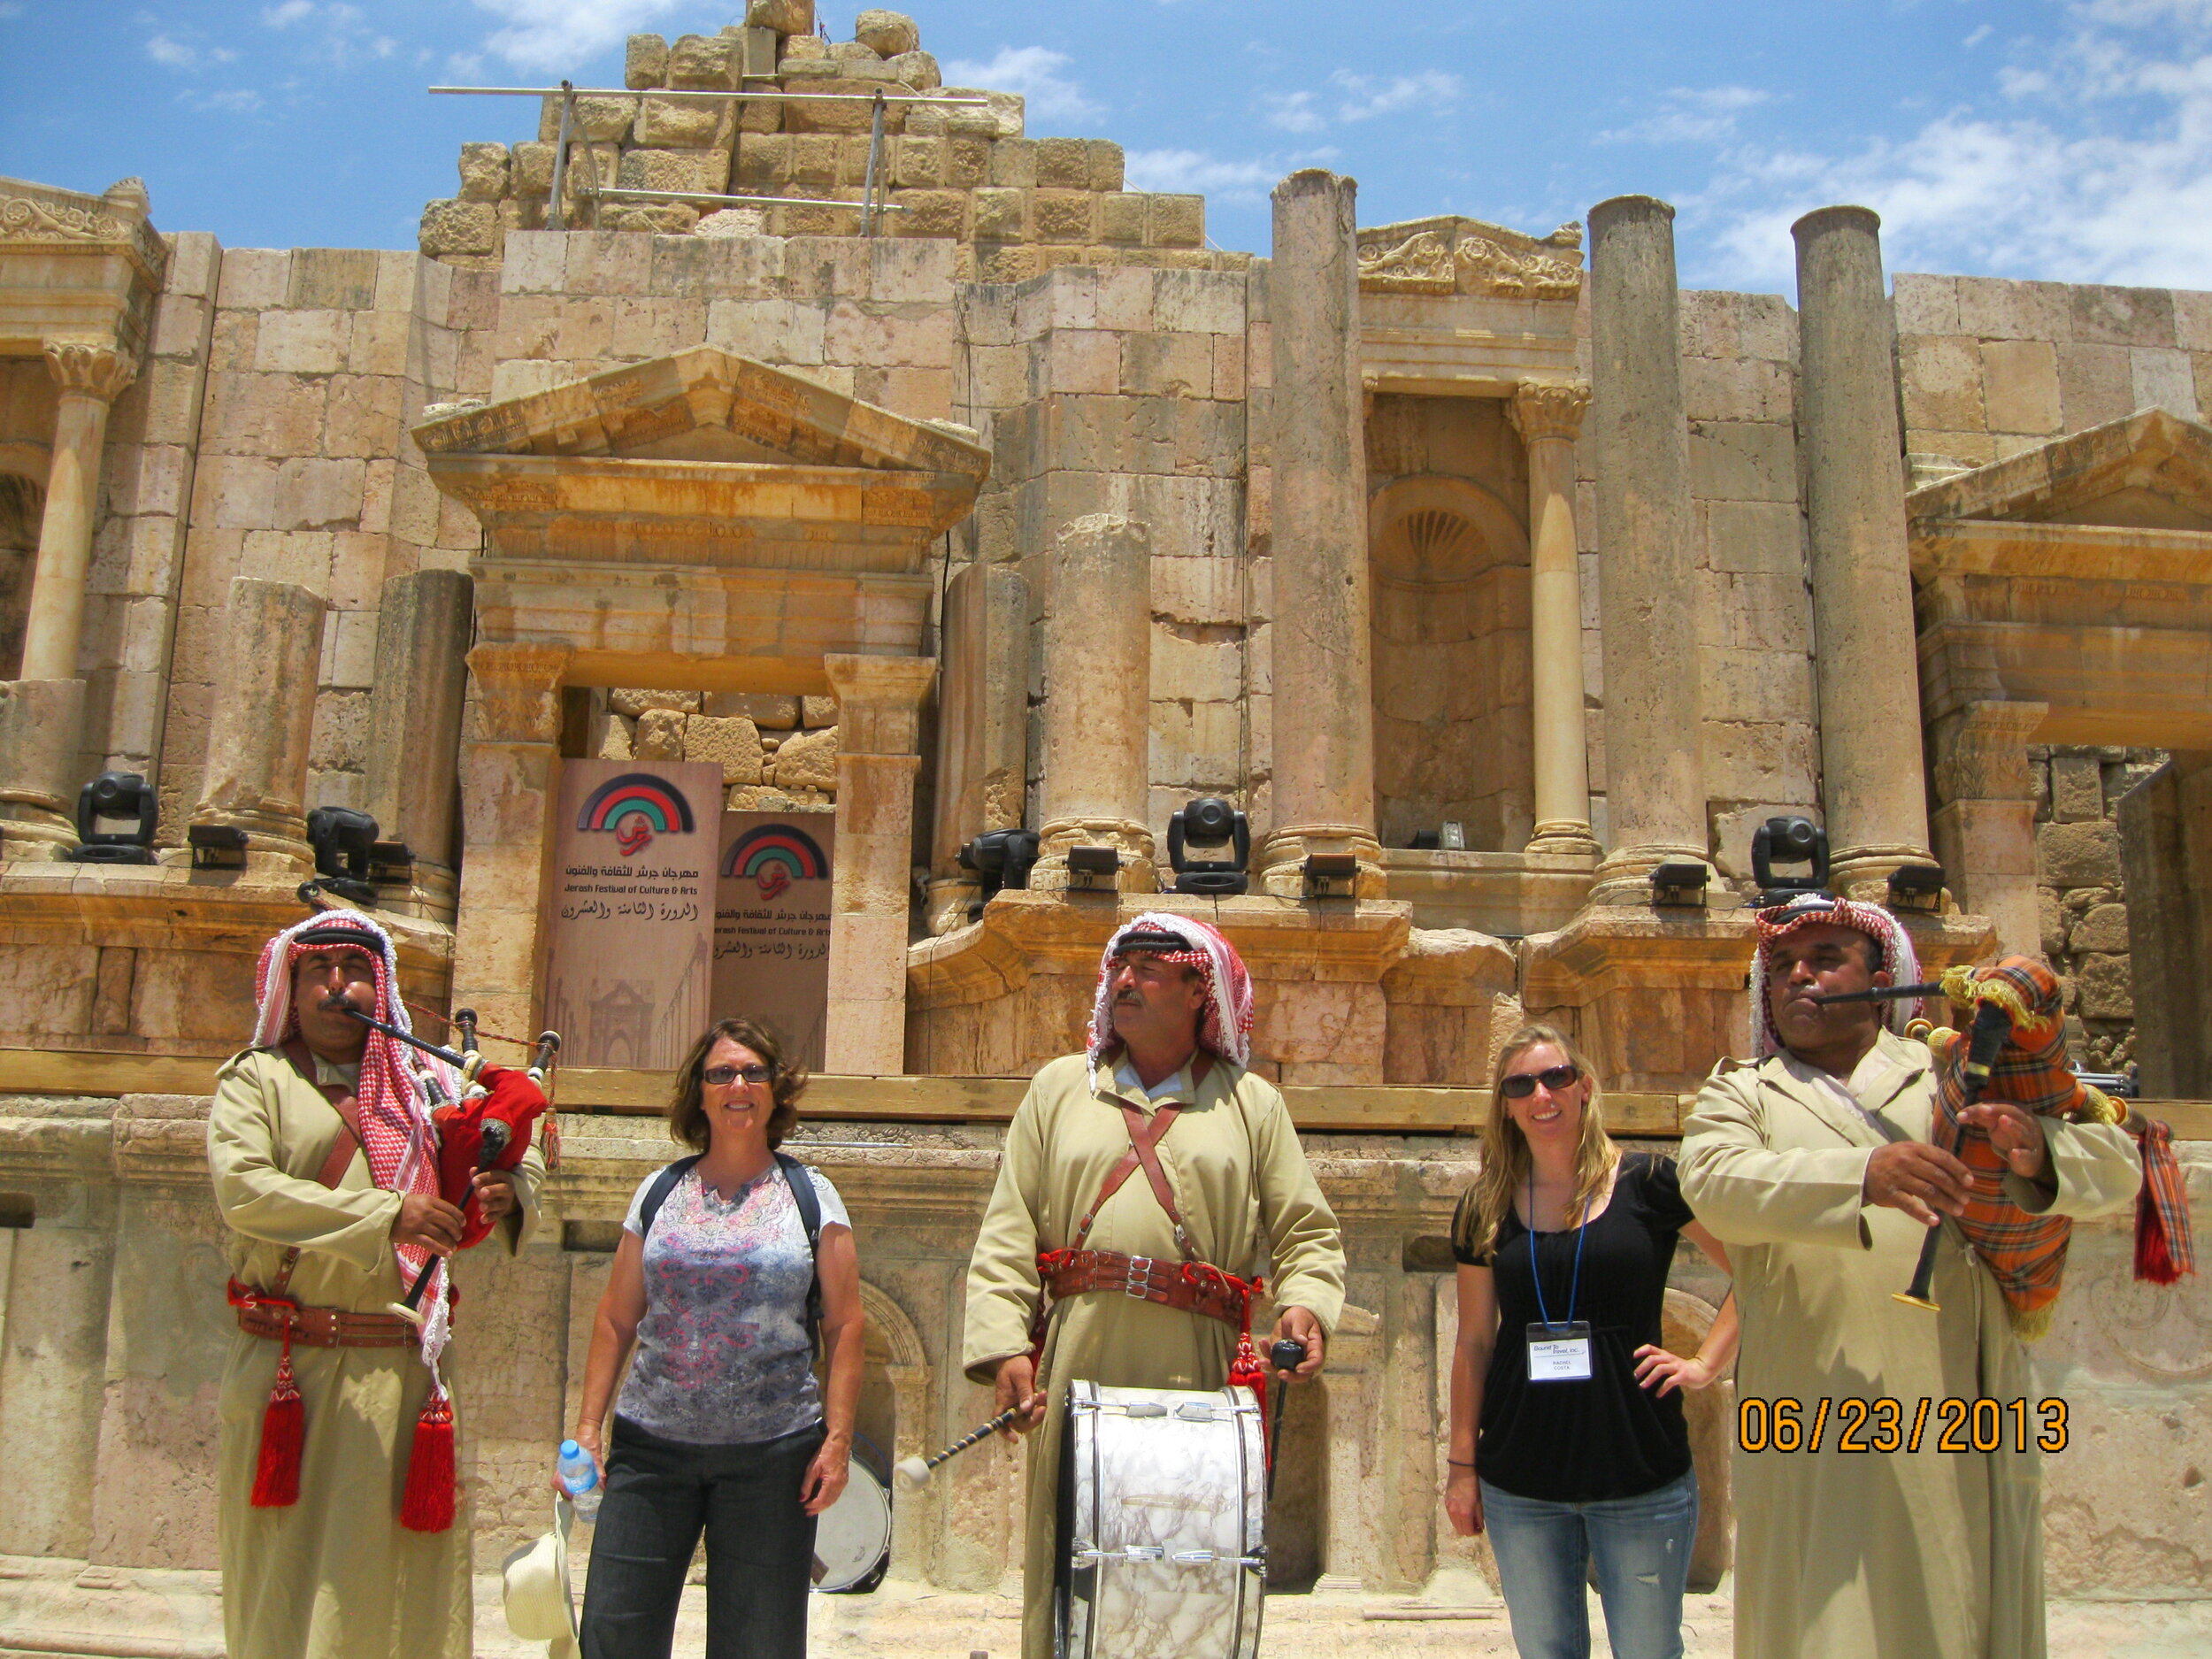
left=502, top=1497, right=580, bottom=1658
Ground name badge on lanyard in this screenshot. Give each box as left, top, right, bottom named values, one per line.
left=1525, top=1179, right=1594, bottom=1385
left=1527, top=1320, right=1594, bottom=1381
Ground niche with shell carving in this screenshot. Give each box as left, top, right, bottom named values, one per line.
left=1367, top=470, right=1532, bottom=851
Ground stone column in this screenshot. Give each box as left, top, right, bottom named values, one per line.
left=1586, top=196, right=1709, bottom=903
left=0, top=679, right=88, bottom=856
left=1032, top=513, right=1156, bottom=895
left=21, top=342, right=137, bottom=683
left=363, top=569, right=474, bottom=921
left=1928, top=700, right=2049, bottom=960
left=1508, top=380, right=1598, bottom=856
left=449, top=641, right=573, bottom=1047
left=1793, top=206, right=1939, bottom=895
left=0, top=342, right=138, bottom=854
left=188, top=578, right=328, bottom=871
left=926, top=560, right=1032, bottom=930
left=823, top=653, right=934, bottom=1075
left=1256, top=169, right=1384, bottom=898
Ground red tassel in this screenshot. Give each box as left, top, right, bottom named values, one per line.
left=399, top=1386, right=456, bottom=1532
left=250, top=1342, right=304, bottom=1508
left=1227, top=1331, right=1271, bottom=1459
left=2136, top=1188, right=2182, bottom=1286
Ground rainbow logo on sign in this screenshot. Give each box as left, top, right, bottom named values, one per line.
left=579, top=773, right=696, bottom=858
left=725, top=824, right=829, bottom=901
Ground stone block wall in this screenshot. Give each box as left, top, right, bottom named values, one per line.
left=1894, top=272, right=2211, bottom=471
left=420, top=20, right=1216, bottom=285
left=949, top=262, right=1256, bottom=856
left=2032, top=742, right=2168, bottom=1071
left=488, top=229, right=959, bottom=419
left=156, top=248, right=484, bottom=842
left=588, top=686, right=838, bottom=813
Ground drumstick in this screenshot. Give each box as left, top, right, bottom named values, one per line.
left=893, top=1402, right=1033, bottom=1490
left=1266, top=1338, right=1305, bottom=1501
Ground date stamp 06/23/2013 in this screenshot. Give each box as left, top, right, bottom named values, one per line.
left=1736, top=1396, right=2071, bottom=1455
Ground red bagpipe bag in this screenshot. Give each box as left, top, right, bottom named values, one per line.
left=1924, top=956, right=2195, bottom=1339
left=432, top=1064, right=549, bottom=1248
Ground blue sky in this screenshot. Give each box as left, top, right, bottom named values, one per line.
left=5, top=1, right=2211, bottom=294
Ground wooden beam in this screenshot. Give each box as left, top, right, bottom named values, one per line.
left=0, top=1048, right=2202, bottom=1143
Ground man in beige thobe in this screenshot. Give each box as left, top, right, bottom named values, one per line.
left=1679, top=894, right=2139, bottom=1659
left=964, top=913, right=1346, bottom=1659
left=211, top=911, right=545, bottom=1659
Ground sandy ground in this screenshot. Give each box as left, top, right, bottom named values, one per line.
left=6, top=1555, right=2210, bottom=1658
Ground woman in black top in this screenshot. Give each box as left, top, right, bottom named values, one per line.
left=1446, top=1024, right=1739, bottom=1659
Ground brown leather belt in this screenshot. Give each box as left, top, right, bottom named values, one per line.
left=229, top=1280, right=419, bottom=1349
left=1041, top=1248, right=1254, bottom=1328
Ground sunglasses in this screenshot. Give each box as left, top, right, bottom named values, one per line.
left=703, top=1064, right=772, bottom=1087
left=1499, top=1064, right=1580, bottom=1099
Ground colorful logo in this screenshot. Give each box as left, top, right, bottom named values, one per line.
left=724, top=824, right=829, bottom=901
left=578, top=773, right=696, bottom=857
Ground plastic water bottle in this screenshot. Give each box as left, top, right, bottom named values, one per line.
left=557, top=1440, right=602, bottom=1522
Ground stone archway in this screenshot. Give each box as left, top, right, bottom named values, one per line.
left=0, top=472, right=42, bottom=680
left=856, top=1279, right=933, bottom=1582
left=1367, top=472, right=1532, bottom=851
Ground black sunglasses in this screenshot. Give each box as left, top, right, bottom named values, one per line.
left=1499, top=1064, right=1580, bottom=1099
left=703, top=1064, right=772, bottom=1087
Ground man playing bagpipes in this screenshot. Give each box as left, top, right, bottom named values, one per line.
left=208, top=910, right=550, bottom=1659
left=1680, top=892, right=2189, bottom=1659
left=961, top=914, right=1347, bottom=1659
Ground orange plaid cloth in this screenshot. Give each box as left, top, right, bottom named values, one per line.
left=1928, top=956, right=2193, bottom=1339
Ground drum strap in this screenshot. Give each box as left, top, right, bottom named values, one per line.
left=1071, top=1103, right=1194, bottom=1259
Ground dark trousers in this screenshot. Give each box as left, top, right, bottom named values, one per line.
left=580, top=1415, right=825, bottom=1659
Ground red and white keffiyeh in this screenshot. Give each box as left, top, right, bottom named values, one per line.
left=1087, top=911, right=1256, bottom=1085
left=254, top=909, right=458, bottom=1370
left=1748, top=892, right=1924, bottom=1058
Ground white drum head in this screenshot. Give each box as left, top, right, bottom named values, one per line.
left=812, top=1463, right=891, bottom=1594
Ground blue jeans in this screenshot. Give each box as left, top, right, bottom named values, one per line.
left=580, top=1415, right=825, bottom=1659
left=1480, top=1469, right=1698, bottom=1659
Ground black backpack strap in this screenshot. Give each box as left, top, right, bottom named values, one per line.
left=775, top=1151, right=826, bottom=1359
left=638, top=1155, right=703, bottom=1240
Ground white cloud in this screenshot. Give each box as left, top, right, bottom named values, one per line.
left=183, top=87, right=265, bottom=114
left=1689, top=4, right=2212, bottom=288
left=261, top=1, right=313, bottom=24
left=1597, top=85, right=1772, bottom=146
left=941, top=45, right=1103, bottom=122
left=1332, top=69, right=1460, bottom=122
left=1125, top=146, right=1339, bottom=204
left=470, top=0, right=685, bottom=73
left=1262, top=68, right=1463, bottom=133
left=1964, top=23, right=1994, bottom=47
left=146, top=33, right=199, bottom=67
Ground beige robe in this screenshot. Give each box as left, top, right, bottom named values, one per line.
left=1678, top=1028, right=2140, bottom=1659
left=208, top=1046, right=546, bottom=1659
left=963, top=1050, right=1347, bottom=1659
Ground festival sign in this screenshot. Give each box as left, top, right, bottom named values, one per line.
left=545, top=760, right=720, bottom=1071
left=713, top=813, right=836, bottom=1071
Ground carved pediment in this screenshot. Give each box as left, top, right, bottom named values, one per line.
left=413, top=347, right=989, bottom=477
left=1909, top=409, right=2212, bottom=534
left=1357, top=216, right=1583, bottom=300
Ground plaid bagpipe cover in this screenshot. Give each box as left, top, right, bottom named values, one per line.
left=1926, top=956, right=2194, bottom=1339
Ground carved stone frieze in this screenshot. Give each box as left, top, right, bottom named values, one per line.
left=0, top=174, right=164, bottom=266
left=1357, top=214, right=1584, bottom=300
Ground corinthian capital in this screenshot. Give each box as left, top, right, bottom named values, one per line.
left=43, top=339, right=138, bottom=403
left=1508, top=379, right=1592, bottom=445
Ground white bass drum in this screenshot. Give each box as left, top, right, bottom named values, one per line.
left=1056, top=1380, right=1264, bottom=1659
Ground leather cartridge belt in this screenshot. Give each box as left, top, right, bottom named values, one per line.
left=229, top=1280, right=419, bottom=1348
left=1041, top=1249, right=1254, bottom=1328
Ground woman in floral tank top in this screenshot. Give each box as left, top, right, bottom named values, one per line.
left=568, top=1018, right=865, bottom=1659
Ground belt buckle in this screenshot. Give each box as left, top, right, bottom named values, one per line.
left=1124, top=1256, right=1153, bottom=1297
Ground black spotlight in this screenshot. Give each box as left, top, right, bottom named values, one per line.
left=66, top=772, right=157, bottom=864
left=1168, top=795, right=1250, bottom=897
left=1886, top=862, right=1947, bottom=915
left=957, top=826, right=1041, bottom=919
left=1750, top=815, right=1830, bottom=908
left=306, top=806, right=381, bottom=903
